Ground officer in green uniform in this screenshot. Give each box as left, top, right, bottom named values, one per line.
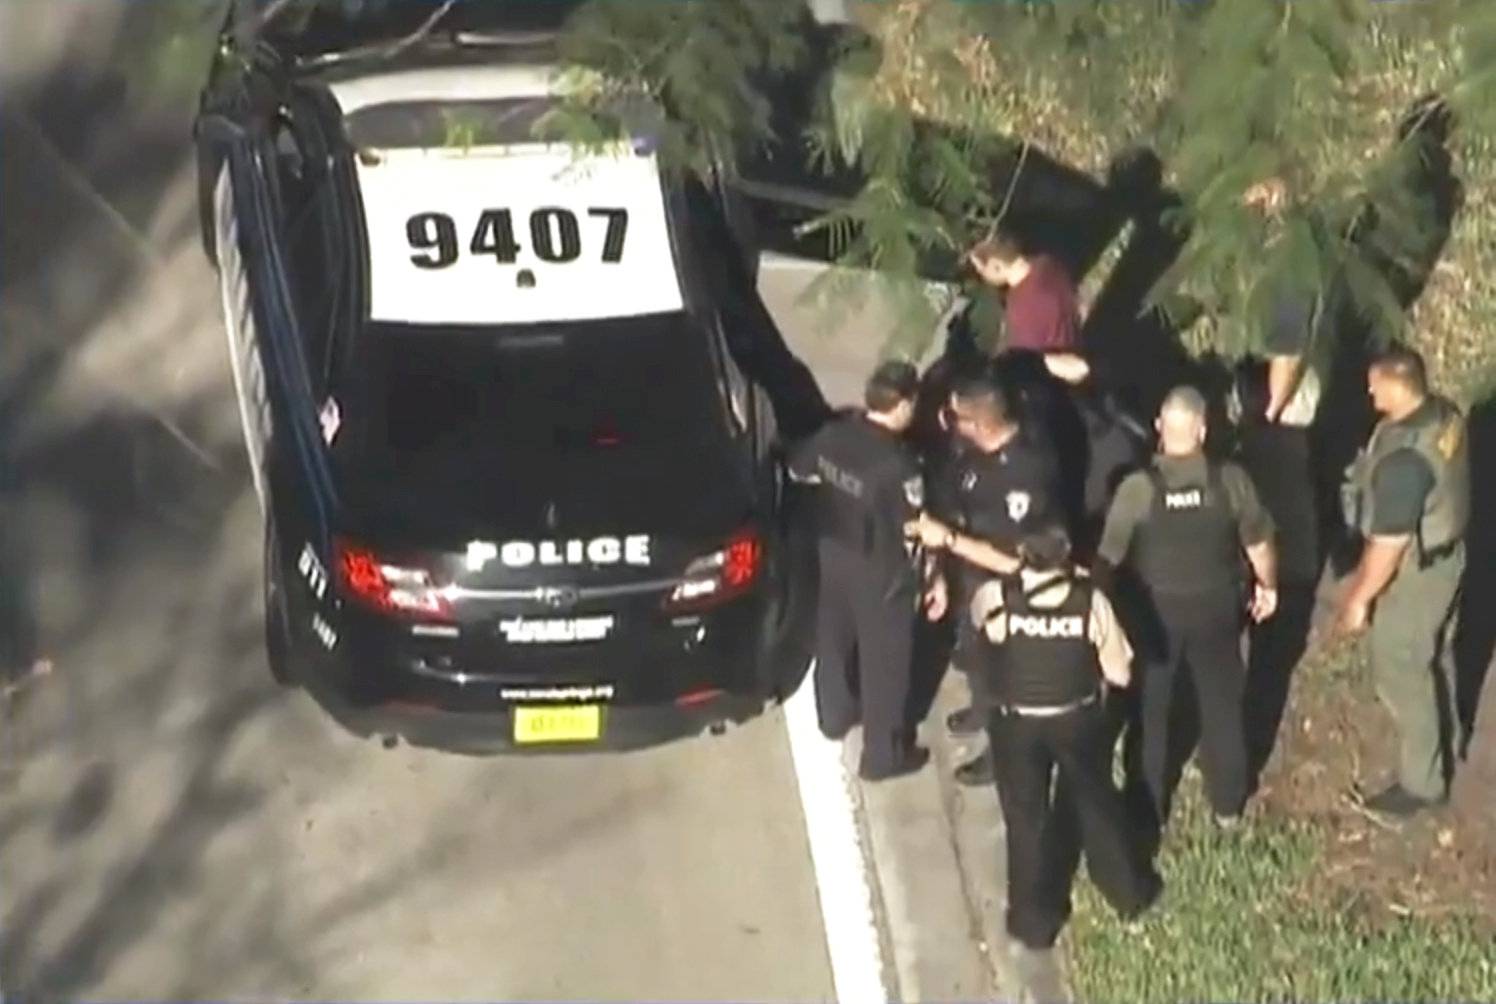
left=1336, top=345, right=1469, bottom=816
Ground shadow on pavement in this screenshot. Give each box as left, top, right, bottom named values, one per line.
left=0, top=3, right=387, bottom=996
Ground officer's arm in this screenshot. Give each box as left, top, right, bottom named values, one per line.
left=1089, top=590, right=1133, bottom=689
left=943, top=529, right=1022, bottom=575
left=896, top=462, right=944, bottom=589
left=1093, top=473, right=1148, bottom=573
left=1265, top=354, right=1304, bottom=423
left=785, top=429, right=823, bottom=483
left=1227, top=466, right=1279, bottom=590
left=1342, top=535, right=1409, bottom=613
left=1341, top=451, right=1431, bottom=612
left=1244, top=539, right=1278, bottom=592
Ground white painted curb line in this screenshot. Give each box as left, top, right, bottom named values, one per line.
left=783, top=664, right=891, bottom=1004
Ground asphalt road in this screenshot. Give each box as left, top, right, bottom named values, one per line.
left=0, top=4, right=871, bottom=999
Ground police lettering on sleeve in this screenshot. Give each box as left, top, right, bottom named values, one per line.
left=796, top=413, right=923, bottom=571
left=1367, top=449, right=1436, bottom=536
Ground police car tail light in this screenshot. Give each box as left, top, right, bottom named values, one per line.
left=663, top=529, right=762, bottom=612
left=335, top=539, right=454, bottom=621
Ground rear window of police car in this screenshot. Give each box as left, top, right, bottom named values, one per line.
left=336, top=314, right=735, bottom=468
left=345, top=98, right=557, bottom=149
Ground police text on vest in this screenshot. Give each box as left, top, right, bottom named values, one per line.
left=1164, top=489, right=1203, bottom=510
left=1008, top=614, right=1086, bottom=639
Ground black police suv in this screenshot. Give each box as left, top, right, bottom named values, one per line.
left=192, top=1, right=818, bottom=751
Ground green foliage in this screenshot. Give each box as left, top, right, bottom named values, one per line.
left=1150, top=0, right=1359, bottom=353
left=1067, top=771, right=1496, bottom=1002
left=566, top=0, right=1488, bottom=372
left=1452, top=0, right=1496, bottom=135
left=551, top=0, right=810, bottom=176
left=540, top=0, right=1496, bottom=375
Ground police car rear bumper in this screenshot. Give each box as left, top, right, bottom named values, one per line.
left=296, top=600, right=774, bottom=752
left=307, top=683, right=767, bottom=754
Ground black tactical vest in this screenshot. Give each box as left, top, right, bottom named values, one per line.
left=1131, top=462, right=1243, bottom=596
left=987, top=574, right=1101, bottom=708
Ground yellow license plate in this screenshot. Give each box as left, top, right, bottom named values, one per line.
left=513, top=705, right=602, bottom=744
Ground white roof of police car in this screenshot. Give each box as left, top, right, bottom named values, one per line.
left=328, top=64, right=685, bottom=327
left=325, top=63, right=558, bottom=113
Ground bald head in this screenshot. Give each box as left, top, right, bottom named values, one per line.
left=1156, top=385, right=1207, bottom=456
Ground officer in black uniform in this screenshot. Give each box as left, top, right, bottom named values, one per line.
left=1096, top=386, right=1279, bottom=830
left=908, top=370, right=1062, bottom=786
left=966, top=521, right=1162, bottom=950
left=791, top=360, right=946, bottom=781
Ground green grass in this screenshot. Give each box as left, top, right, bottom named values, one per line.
left=1064, top=775, right=1496, bottom=1002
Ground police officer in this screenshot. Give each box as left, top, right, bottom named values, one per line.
left=967, top=521, right=1162, bottom=949
left=908, top=370, right=1062, bottom=786
left=1096, top=386, right=1279, bottom=828
left=1335, top=345, right=1468, bottom=816
left=791, top=360, right=947, bottom=781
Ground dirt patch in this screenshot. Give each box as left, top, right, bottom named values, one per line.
left=1257, top=629, right=1496, bottom=929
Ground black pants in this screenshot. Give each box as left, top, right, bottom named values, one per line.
left=1244, top=579, right=1318, bottom=785
left=814, top=541, right=916, bottom=772
left=1239, top=424, right=1320, bottom=584
left=988, top=699, right=1160, bottom=949
left=1138, top=588, right=1249, bottom=820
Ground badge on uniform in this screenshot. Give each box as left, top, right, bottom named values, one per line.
left=1006, top=490, right=1031, bottom=522
left=903, top=476, right=924, bottom=508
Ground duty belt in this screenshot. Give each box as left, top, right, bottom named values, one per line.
left=997, top=689, right=1101, bottom=718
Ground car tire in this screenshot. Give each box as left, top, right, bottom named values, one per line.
left=263, top=517, right=299, bottom=688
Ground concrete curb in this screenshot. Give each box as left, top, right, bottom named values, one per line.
left=841, top=665, right=1072, bottom=1004
left=848, top=725, right=993, bottom=1002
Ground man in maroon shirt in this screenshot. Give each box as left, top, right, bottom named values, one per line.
left=967, top=233, right=1091, bottom=385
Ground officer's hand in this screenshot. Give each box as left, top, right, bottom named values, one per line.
left=924, top=575, right=949, bottom=621
left=1336, top=598, right=1370, bottom=635
left=907, top=513, right=954, bottom=549
left=1250, top=583, right=1279, bottom=623
left=1043, top=352, right=1091, bottom=385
